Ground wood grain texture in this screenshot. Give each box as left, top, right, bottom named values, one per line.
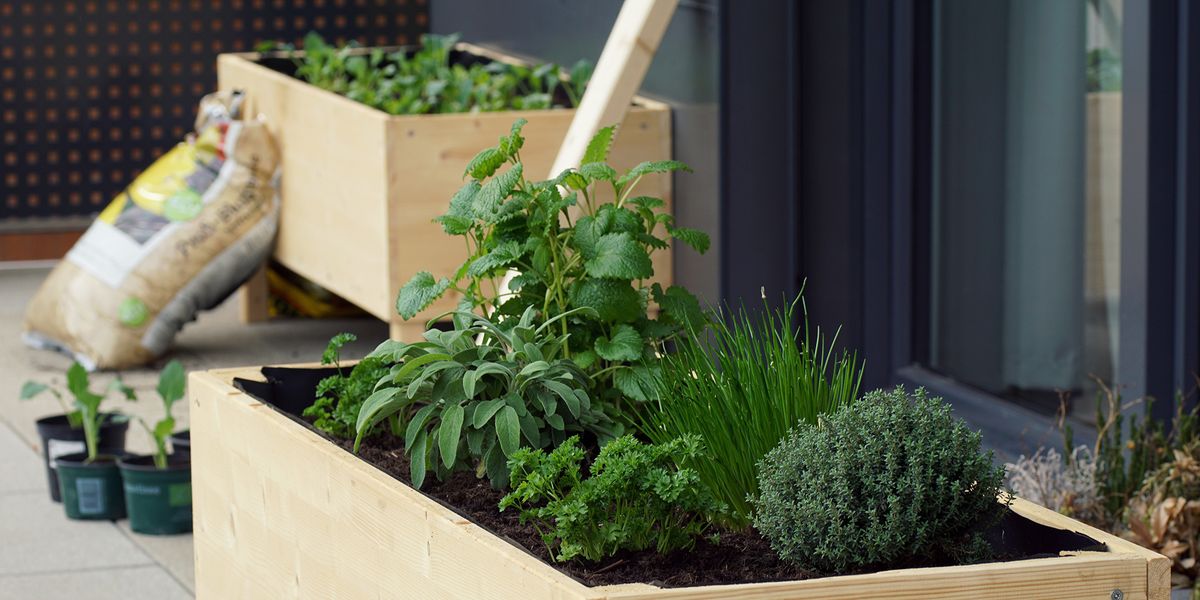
left=217, top=45, right=673, bottom=340
left=191, top=365, right=1169, bottom=600
left=237, top=266, right=271, bottom=323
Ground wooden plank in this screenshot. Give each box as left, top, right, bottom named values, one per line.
left=548, top=0, right=679, bottom=178
left=237, top=265, right=271, bottom=323
left=1007, top=496, right=1171, bottom=600
left=596, top=554, right=1146, bottom=600
left=193, top=365, right=1168, bottom=600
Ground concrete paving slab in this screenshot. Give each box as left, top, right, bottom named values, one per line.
left=116, top=521, right=195, bottom=593
left=1, top=264, right=389, bottom=597
left=0, top=565, right=191, bottom=600
left=0, top=421, right=45, bottom=494
left=0, top=491, right=152, bottom=576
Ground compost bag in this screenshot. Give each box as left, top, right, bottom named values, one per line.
left=23, top=91, right=280, bottom=369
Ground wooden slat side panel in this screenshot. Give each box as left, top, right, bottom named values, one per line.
left=217, top=55, right=393, bottom=319
left=597, top=554, right=1147, bottom=600
left=1009, top=497, right=1171, bottom=600
left=384, top=105, right=673, bottom=322
left=191, top=370, right=590, bottom=600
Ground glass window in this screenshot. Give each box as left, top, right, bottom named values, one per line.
left=927, top=0, right=1123, bottom=407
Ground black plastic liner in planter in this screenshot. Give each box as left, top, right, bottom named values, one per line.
left=233, top=366, right=1107, bottom=569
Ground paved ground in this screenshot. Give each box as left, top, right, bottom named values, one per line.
left=0, top=263, right=388, bottom=599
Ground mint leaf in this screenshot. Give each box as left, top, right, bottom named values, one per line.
left=625, top=196, right=664, bottom=210
left=654, top=284, right=706, bottom=331
left=474, top=163, right=523, bottom=222
left=578, top=162, right=616, bottom=182
left=582, top=125, right=616, bottom=164
left=617, top=160, right=692, bottom=186
left=570, top=279, right=642, bottom=323
left=613, top=365, right=659, bottom=402
left=572, top=215, right=603, bottom=259
left=467, top=241, right=522, bottom=276
left=437, top=180, right=481, bottom=234
left=668, top=226, right=711, bottom=254
left=396, top=272, right=451, bottom=319
left=594, top=324, right=643, bottom=362
left=584, top=232, right=653, bottom=279
left=464, top=147, right=506, bottom=180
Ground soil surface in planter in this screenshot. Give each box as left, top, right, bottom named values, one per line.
left=235, top=368, right=1107, bottom=588
left=346, top=435, right=805, bottom=588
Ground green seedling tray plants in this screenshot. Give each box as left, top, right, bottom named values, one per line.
left=24, top=362, right=133, bottom=509
left=117, top=360, right=192, bottom=534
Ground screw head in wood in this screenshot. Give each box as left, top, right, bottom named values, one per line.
left=1110, top=589, right=1124, bottom=600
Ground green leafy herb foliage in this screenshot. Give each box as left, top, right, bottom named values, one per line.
left=1063, top=382, right=1200, bottom=529
left=22, top=363, right=131, bottom=462
left=499, top=434, right=725, bottom=563
left=753, top=387, right=1008, bottom=573
left=637, top=294, right=863, bottom=526
left=137, top=360, right=186, bottom=468
left=303, top=333, right=392, bottom=439
left=396, top=119, right=708, bottom=415
left=354, top=307, right=619, bottom=490
left=283, top=32, right=591, bottom=115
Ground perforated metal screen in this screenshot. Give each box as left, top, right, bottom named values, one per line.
left=0, top=0, right=428, bottom=221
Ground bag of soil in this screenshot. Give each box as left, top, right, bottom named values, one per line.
left=23, top=91, right=280, bottom=369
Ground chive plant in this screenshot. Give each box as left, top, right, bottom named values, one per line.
left=636, top=294, right=864, bottom=526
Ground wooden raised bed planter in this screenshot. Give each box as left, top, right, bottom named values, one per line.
left=190, top=365, right=1170, bottom=600
left=216, top=46, right=673, bottom=341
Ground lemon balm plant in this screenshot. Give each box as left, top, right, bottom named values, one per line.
left=395, top=119, right=709, bottom=414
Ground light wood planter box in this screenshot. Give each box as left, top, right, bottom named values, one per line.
left=216, top=46, right=673, bottom=340
left=191, top=365, right=1170, bottom=600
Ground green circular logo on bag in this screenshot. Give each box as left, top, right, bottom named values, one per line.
left=118, top=297, right=149, bottom=327
left=164, top=189, right=203, bottom=222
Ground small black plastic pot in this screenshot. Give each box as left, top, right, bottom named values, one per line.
left=169, top=430, right=190, bottom=459
left=35, top=414, right=129, bottom=502
left=54, top=452, right=126, bottom=520
left=117, top=454, right=192, bottom=535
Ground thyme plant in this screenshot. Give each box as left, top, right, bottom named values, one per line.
left=753, top=387, right=1008, bottom=573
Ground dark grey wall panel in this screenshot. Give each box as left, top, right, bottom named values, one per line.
left=431, top=0, right=721, bottom=303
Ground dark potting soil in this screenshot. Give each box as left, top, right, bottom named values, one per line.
left=342, top=435, right=808, bottom=588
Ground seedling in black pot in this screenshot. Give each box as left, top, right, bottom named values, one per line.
left=22, top=363, right=130, bottom=504
left=117, top=360, right=193, bottom=535
left=24, top=363, right=133, bottom=519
